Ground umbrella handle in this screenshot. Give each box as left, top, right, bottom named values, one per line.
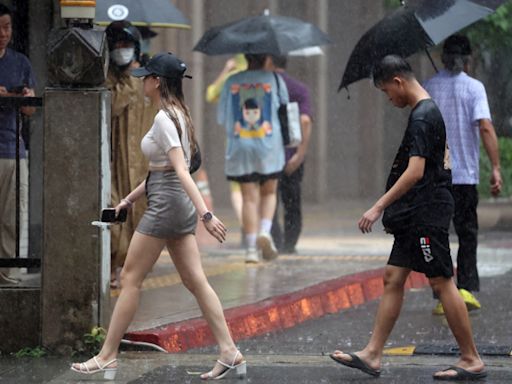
left=425, top=48, right=439, bottom=73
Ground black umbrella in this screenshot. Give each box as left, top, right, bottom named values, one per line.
left=193, top=14, right=331, bottom=56
left=95, top=0, right=190, bottom=29
left=339, top=0, right=505, bottom=90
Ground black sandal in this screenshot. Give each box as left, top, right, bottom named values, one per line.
left=433, top=366, right=487, bottom=381
left=330, top=352, right=381, bottom=377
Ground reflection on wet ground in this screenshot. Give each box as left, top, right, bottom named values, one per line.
left=121, top=204, right=512, bottom=332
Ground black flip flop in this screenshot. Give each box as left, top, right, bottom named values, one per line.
left=433, top=366, right=487, bottom=381
left=329, top=352, right=381, bottom=377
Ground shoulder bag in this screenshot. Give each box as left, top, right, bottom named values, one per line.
left=273, top=72, right=302, bottom=147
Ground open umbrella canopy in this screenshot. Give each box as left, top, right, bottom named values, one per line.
left=339, top=0, right=505, bottom=90
left=193, top=14, right=331, bottom=56
left=95, top=0, right=190, bottom=29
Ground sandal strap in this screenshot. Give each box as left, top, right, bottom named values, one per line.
left=80, top=362, right=89, bottom=373
left=92, top=356, right=101, bottom=371
left=217, top=350, right=241, bottom=369
left=100, top=358, right=118, bottom=369
left=216, top=359, right=232, bottom=369
left=230, top=350, right=240, bottom=367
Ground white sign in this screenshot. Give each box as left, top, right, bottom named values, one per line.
left=107, top=4, right=129, bottom=21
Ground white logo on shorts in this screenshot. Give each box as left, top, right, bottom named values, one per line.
left=420, top=237, right=433, bottom=263
left=108, top=5, right=129, bottom=21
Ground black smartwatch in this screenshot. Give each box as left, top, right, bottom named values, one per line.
left=201, top=211, right=213, bottom=222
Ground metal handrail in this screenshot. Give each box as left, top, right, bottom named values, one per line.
left=0, top=96, right=43, bottom=107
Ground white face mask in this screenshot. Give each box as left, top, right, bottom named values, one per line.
left=110, top=47, right=135, bottom=66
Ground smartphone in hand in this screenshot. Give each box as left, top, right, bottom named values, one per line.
left=101, top=208, right=127, bottom=223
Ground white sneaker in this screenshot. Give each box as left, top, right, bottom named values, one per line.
left=245, top=248, right=259, bottom=264
left=256, top=232, right=278, bottom=261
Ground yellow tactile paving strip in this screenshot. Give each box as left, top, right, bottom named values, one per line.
left=110, top=253, right=388, bottom=297
left=111, top=260, right=248, bottom=297
left=282, top=255, right=388, bottom=261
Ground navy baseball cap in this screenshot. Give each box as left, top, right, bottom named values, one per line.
left=131, top=52, right=192, bottom=79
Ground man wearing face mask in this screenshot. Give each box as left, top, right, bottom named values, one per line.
left=105, top=20, right=158, bottom=288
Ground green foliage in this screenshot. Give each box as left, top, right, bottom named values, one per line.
left=479, top=137, right=512, bottom=198
left=465, top=1, right=512, bottom=52
left=384, top=0, right=402, bottom=8
left=72, top=327, right=107, bottom=356
left=76, top=326, right=107, bottom=356
left=14, top=346, right=46, bottom=358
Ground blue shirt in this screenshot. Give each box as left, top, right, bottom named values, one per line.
left=0, top=48, right=36, bottom=159
left=218, top=70, right=288, bottom=177
left=423, top=70, right=491, bottom=185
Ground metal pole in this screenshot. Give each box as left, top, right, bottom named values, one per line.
left=15, top=107, right=21, bottom=259
left=316, top=0, right=329, bottom=201
left=191, top=0, right=204, bottom=143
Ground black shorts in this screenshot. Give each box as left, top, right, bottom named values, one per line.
left=227, top=171, right=281, bottom=184
left=388, top=226, right=454, bottom=278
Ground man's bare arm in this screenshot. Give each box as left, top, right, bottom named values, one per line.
left=358, top=156, right=425, bottom=233
left=479, top=118, right=502, bottom=196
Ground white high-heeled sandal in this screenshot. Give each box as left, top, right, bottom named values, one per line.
left=70, top=356, right=118, bottom=380
left=201, top=350, right=247, bottom=380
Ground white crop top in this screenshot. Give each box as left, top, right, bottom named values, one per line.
left=141, top=109, right=191, bottom=168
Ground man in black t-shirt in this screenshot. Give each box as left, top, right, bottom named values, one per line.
left=330, top=56, right=485, bottom=381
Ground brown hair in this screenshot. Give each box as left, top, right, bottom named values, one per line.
left=158, top=76, right=198, bottom=157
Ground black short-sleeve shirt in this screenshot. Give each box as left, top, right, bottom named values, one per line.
left=382, top=99, right=454, bottom=232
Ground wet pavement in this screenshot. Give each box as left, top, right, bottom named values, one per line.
left=116, top=200, right=512, bottom=333
left=112, top=200, right=392, bottom=331
left=2, top=271, right=511, bottom=383
left=0, top=200, right=511, bottom=383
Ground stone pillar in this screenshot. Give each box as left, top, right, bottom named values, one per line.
left=41, top=88, right=111, bottom=353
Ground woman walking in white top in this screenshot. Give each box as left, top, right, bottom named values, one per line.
left=71, top=52, right=245, bottom=381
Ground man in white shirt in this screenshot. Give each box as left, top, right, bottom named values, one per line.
left=424, top=35, right=502, bottom=315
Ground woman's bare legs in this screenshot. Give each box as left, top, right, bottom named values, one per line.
left=240, top=182, right=259, bottom=237
left=72, top=232, right=165, bottom=370
left=167, top=234, right=242, bottom=378
left=230, top=182, right=243, bottom=226
left=259, top=179, right=278, bottom=222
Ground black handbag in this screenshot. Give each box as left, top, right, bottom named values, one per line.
left=189, top=146, right=201, bottom=174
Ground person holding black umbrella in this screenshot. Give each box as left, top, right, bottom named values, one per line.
left=330, top=55, right=486, bottom=381
left=423, top=35, right=502, bottom=315
left=217, top=54, right=288, bottom=263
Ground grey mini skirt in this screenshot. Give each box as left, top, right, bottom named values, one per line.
left=136, top=170, right=197, bottom=239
